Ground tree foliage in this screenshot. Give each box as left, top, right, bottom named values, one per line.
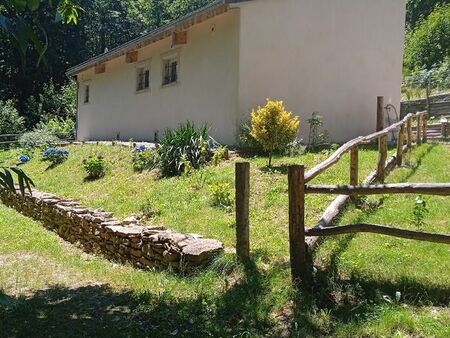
left=406, top=0, right=450, bottom=29
left=250, top=99, right=299, bottom=167
left=404, top=3, right=450, bottom=71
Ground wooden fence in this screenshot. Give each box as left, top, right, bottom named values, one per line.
left=234, top=98, right=450, bottom=285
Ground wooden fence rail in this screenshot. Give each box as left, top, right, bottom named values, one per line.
left=234, top=97, right=448, bottom=286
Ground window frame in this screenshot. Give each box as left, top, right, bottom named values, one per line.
left=135, top=59, right=151, bottom=94
left=161, top=50, right=180, bottom=87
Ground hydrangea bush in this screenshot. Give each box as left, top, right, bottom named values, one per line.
left=83, top=155, right=106, bottom=179
left=42, top=148, right=69, bottom=165
left=18, top=155, right=30, bottom=164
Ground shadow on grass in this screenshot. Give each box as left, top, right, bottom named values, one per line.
left=0, top=254, right=283, bottom=338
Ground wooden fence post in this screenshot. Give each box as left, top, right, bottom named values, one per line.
left=235, top=162, right=250, bottom=262
left=396, top=124, right=405, bottom=166
left=377, top=135, right=388, bottom=182
left=416, top=114, right=422, bottom=145
left=422, top=113, right=428, bottom=143
left=407, top=116, right=413, bottom=149
left=350, top=146, right=359, bottom=185
left=377, top=96, right=384, bottom=132
left=442, top=119, right=449, bottom=139
left=288, top=165, right=308, bottom=284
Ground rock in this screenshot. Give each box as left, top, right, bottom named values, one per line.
left=182, top=239, right=224, bottom=263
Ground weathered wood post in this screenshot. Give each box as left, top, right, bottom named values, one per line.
left=416, top=114, right=422, bottom=145
left=377, top=96, right=384, bottom=132
left=377, top=135, right=388, bottom=182
left=407, top=116, right=413, bottom=149
left=235, top=162, right=250, bottom=262
left=422, top=113, right=428, bottom=143
left=350, top=146, right=359, bottom=185
left=288, top=165, right=308, bottom=284
left=442, top=118, right=449, bottom=139
left=396, top=124, right=405, bottom=166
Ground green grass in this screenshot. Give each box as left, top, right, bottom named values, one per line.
left=0, top=144, right=449, bottom=337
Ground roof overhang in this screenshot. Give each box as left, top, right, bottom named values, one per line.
left=66, top=0, right=251, bottom=77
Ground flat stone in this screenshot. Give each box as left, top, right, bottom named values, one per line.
left=182, top=239, right=223, bottom=263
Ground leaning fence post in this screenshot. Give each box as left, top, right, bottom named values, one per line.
left=407, top=116, right=413, bottom=149
left=235, top=162, right=250, bottom=262
left=377, top=135, right=388, bottom=182
left=422, top=113, right=428, bottom=143
left=288, top=165, right=308, bottom=285
left=396, top=123, right=405, bottom=166
left=350, top=146, right=359, bottom=185
left=416, top=114, right=422, bottom=145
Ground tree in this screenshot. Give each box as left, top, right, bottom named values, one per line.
left=250, top=99, right=299, bottom=167
left=406, top=0, right=450, bottom=30
left=404, top=4, right=450, bottom=71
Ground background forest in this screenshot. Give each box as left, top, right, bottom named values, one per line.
left=0, top=0, right=449, bottom=135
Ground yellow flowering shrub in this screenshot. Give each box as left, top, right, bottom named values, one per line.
left=250, top=99, right=299, bottom=166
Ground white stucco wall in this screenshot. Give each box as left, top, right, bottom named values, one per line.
left=234, top=0, right=406, bottom=143
left=76, top=9, right=240, bottom=144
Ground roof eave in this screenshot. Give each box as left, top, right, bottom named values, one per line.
left=66, top=0, right=249, bottom=77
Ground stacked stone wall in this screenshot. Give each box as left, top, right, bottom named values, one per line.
left=0, top=188, right=223, bottom=272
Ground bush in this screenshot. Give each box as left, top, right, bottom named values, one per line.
left=212, top=146, right=228, bottom=166
left=209, top=182, right=233, bottom=210
left=36, top=117, right=75, bottom=140
left=19, top=129, right=58, bottom=150
left=18, top=154, right=30, bottom=164
left=250, top=99, right=300, bottom=166
left=0, top=100, right=25, bottom=135
left=158, top=122, right=213, bottom=177
left=42, top=148, right=69, bottom=165
left=132, top=144, right=159, bottom=172
left=83, top=156, right=106, bottom=179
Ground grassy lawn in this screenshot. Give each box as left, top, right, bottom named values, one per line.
left=0, top=143, right=449, bottom=337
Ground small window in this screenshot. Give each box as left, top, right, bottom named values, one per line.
left=136, top=65, right=150, bottom=92
left=84, top=84, right=90, bottom=103
left=162, top=54, right=179, bottom=86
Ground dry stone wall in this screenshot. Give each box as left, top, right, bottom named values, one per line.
left=0, top=188, right=224, bottom=272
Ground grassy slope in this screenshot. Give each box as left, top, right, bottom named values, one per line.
left=0, top=144, right=448, bottom=337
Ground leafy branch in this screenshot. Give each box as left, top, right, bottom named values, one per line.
left=0, top=167, right=35, bottom=196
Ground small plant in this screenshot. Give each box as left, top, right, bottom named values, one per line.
left=411, top=196, right=429, bottom=229
left=38, top=117, right=75, bottom=140
left=236, top=122, right=265, bottom=155
left=83, top=155, right=106, bottom=179
left=132, top=144, right=159, bottom=172
left=42, top=148, right=69, bottom=165
left=307, top=112, right=330, bottom=151
left=209, top=182, right=233, bottom=210
left=250, top=99, right=299, bottom=167
left=139, top=199, right=161, bottom=221
left=212, top=146, right=228, bottom=166
left=158, top=122, right=213, bottom=177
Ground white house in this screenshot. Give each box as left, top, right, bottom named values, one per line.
left=67, top=0, right=406, bottom=145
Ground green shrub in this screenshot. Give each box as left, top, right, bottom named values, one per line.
left=158, top=122, right=213, bottom=177
left=209, top=182, right=233, bottom=210
left=139, top=199, right=161, bottom=221
left=212, top=146, right=228, bottom=166
left=19, top=129, right=58, bottom=150
left=0, top=100, right=25, bottom=135
left=250, top=99, right=300, bottom=166
left=132, top=145, right=159, bottom=172
left=83, top=156, right=106, bottom=179
left=36, top=117, right=75, bottom=140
